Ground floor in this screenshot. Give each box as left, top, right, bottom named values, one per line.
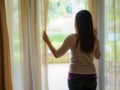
left=48, top=63, right=69, bottom=90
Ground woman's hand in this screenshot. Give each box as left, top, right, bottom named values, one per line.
left=43, top=31, right=57, bottom=57
left=43, top=31, right=50, bottom=44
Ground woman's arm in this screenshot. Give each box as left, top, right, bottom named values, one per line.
left=43, top=31, right=70, bottom=58
left=93, top=29, right=101, bottom=59
left=95, top=41, right=101, bottom=59
left=93, top=29, right=98, bottom=37
left=43, top=31, right=57, bottom=58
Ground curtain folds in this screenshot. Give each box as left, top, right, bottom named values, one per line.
left=0, top=0, right=13, bottom=90
left=104, top=0, right=120, bottom=90
left=19, top=0, right=34, bottom=89
left=18, top=0, right=48, bottom=89
left=4, top=0, right=49, bottom=90
left=41, top=0, right=49, bottom=90
left=88, top=0, right=98, bottom=29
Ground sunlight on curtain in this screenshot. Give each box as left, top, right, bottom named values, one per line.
left=105, top=0, right=120, bottom=90
left=40, top=0, right=49, bottom=90
left=88, top=0, right=97, bottom=29
left=5, top=0, right=49, bottom=90
left=5, top=0, right=26, bottom=89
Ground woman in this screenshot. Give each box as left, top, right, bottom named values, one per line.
left=43, top=10, right=100, bottom=90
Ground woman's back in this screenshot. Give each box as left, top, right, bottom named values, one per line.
left=65, top=33, right=100, bottom=74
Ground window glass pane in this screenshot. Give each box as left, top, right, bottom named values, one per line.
left=47, top=0, right=88, bottom=90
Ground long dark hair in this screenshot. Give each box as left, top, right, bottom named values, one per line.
left=75, top=10, right=95, bottom=53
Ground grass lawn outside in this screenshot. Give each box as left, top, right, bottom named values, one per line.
left=48, top=53, right=70, bottom=64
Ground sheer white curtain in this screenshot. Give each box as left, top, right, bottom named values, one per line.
left=88, top=0, right=120, bottom=90
left=105, top=0, right=120, bottom=90
left=40, top=0, right=49, bottom=90
left=5, top=0, right=49, bottom=90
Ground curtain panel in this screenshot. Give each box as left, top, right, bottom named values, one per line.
left=0, top=0, right=13, bottom=90
left=104, top=0, right=120, bottom=90
left=88, top=0, right=98, bottom=29
left=5, top=0, right=49, bottom=90
left=40, top=0, right=49, bottom=90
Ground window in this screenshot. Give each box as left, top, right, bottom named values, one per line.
left=47, top=0, right=88, bottom=90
